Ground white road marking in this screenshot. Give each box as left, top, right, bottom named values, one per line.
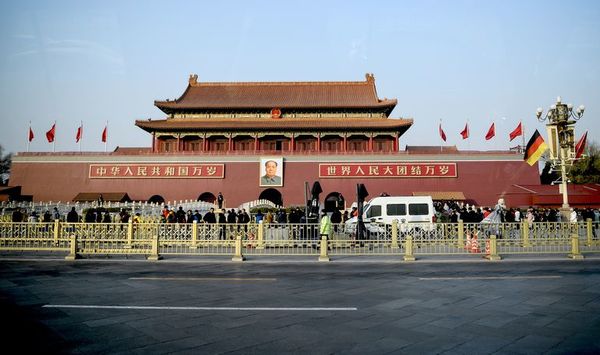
left=419, top=275, right=562, bottom=280
left=42, top=305, right=357, bottom=311
left=128, top=277, right=277, bottom=281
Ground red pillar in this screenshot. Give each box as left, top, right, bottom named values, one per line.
left=203, top=134, right=208, bottom=151
left=317, top=134, right=321, bottom=152
left=152, top=133, right=156, bottom=153
left=177, top=135, right=181, bottom=152
left=228, top=135, right=233, bottom=152
left=343, top=134, right=347, bottom=153
left=290, top=135, right=295, bottom=152
left=369, top=134, right=373, bottom=152
left=254, top=135, right=258, bottom=152
left=394, top=133, right=399, bottom=152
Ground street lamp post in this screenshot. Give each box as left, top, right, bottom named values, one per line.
left=536, top=96, right=585, bottom=221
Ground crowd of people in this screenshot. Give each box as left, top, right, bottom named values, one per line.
left=7, top=200, right=600, bottom=226
left=9, top=206, right=141, bottom=224
left=433, top=200, right=600, bottom=224
left=159, top=206, right=251, bottom=225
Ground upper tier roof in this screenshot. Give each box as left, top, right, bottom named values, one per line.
left=135, top=117, right=413, bottom=133
left=154, top=73, right=397, bottom=115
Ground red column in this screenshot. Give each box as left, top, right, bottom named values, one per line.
left=369, top=135, right=373, bottom=152
left=254, top=135, right=258, bottom=152
left=394, top=133, right=399, bottom=152
left=152, top=133, right=156, bottom=153
left=203, top=135, right=208, bottom=151
left=343, top=134, right=347, bottom=153
left=228, top=135, right=233, bottom=152
left=177, top=135, right=181, bottom=152
left=290, top=135, right=295, bottom=152
left=317, top=134, right=321, bottom=152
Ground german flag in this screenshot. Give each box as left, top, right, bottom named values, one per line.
left=524, top=129, right=548, bottom=166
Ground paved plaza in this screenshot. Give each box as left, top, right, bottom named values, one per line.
left=1, top=256, right=599, bottom=354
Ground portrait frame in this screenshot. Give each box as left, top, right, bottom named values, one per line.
left=259, top=157, right=284, bottom=187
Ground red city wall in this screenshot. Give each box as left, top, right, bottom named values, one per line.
left=10, top=157, right=539, bottom=208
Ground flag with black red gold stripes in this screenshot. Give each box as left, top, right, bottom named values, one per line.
left=524, top=129, right=548, bottom=166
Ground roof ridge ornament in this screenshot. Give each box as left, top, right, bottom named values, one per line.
left=189, top=74, right=199, bottom=86
left=365, top=73, right=375, bottom=83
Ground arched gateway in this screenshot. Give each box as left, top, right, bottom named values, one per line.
left=259, top=189, right=283, bottom=207
left=198, top=192, right=216, bottom=203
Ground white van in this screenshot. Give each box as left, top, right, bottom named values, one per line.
left=345, top=196, right=435, bottom=234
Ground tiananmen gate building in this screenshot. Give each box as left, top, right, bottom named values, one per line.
left=11, top=73, right=569, bottom=209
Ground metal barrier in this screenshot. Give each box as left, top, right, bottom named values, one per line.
left=0, top=219, right=599, bottom=261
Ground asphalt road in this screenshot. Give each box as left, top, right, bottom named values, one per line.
left=1, top=257, right=599, bottom=354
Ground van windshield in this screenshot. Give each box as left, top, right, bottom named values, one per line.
left=366, top=205, right=382, bottom=218
left=408, top=203, right=429, bottom=215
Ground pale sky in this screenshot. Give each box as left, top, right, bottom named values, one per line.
left=1, top=0, right=599, bottom=154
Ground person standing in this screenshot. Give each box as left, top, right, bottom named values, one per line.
left=66, top=207, right=79, bottom=223
left=217, top=192, right=224, bottom=209
left=227, top=209, right=237, bottom=224
left=11, top=207, right=23, bottom=222
left=203, top=208, right=216, bottom=224
left=320, top=209, right=332, bottom=240
left=193, top=210, right=202, bottom=223
left=176, top=207, right=186, bottom=223
left=330, top=209, right=342, bottom=232
left=119, top=209, right=130, bottom=223
left=52, top=207, right=61, bottom=221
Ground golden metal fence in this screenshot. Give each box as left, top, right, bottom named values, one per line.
left=0, top=219, right=598, bottom=261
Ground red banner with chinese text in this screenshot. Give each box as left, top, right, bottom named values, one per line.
left=319, top=163, right=457, bottom=178
left=89, top=164, right=225, bottom=179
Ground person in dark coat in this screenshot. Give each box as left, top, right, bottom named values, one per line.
left=217, top=192, right=224, bottom=209
left=67, top=207, right=79, bottom=223
left=227, top=209, right=237, bottom=224
left=176, top=207, right=186, bottom=223
left=11, top=207, right=23, bottom=222
left=193, top=210, right=202, bottom=222
left=203, top=208, right=216, bottom=223
left=85, top=209, right=96, bottom=223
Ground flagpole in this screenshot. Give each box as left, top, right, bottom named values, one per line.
left=439, top=119, right=442, bottom=153
left=467, top=119, right=470, bottom=151
left=79, top=120, right=82, bottom=152
left=521, top=121, right=525, bottom=154
left=104, top=121, right=108, bottom=152
left=53, top=120, right=56, bottom=153
left=27, top=121, right=31, bottom=152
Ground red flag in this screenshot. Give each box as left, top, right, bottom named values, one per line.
left=460, top=123, right=469, bottom=140
left=46, top=124, right=56, bottom=143
left=76, top=125, right=83, bottom=143
left=575, top=131, right=587, bottom=159
left=509, top=122, right=522, bottom=141
left=439, top=123, right=447, bottom=142
left=101, top=126, right=107, bottom=143
left=485, top=123, right=495, bottom=140
left=28, top=127, right=34, bottom=142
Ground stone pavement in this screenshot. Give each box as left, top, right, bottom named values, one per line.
left=1, top=255, right=599, bottom=354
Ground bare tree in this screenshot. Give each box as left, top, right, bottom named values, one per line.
left=0, top=145, right=11, bottom=185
